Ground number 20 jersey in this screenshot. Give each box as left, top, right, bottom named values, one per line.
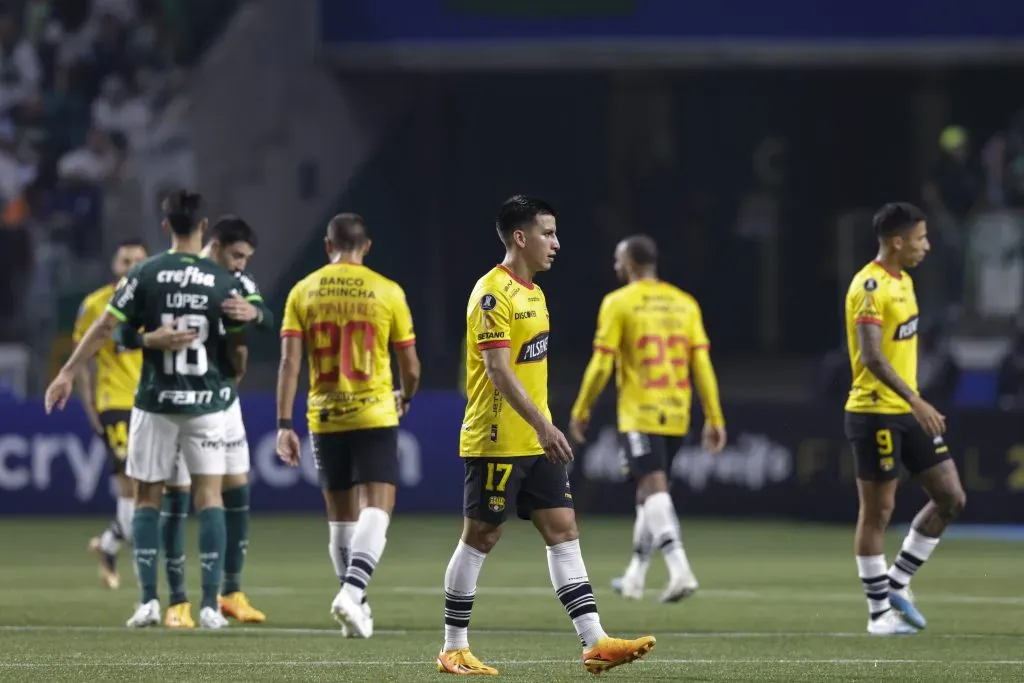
left=281, top=263, right=416, bottom=434
left=107, top=251, right=243, bottom=415
left=592, top=280, right=709, bottom=436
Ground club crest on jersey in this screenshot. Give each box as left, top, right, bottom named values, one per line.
left=516, top=331, right=549, bottom=363
left=893, top=314, right=919, bottom=341
left=488, top=495, right=505, bottom=512
left=864, top=277, right=878, bottom=292
left=480, top=294, right=497, bottom=311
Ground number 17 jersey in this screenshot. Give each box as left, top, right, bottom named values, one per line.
left=281, top=263, right=416, bottom=434
left=593, top=280, right=709, bottom=436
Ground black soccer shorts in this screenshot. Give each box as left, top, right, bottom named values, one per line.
left=844, top=411, right=951, bottom=482
left=310, top=427, right=399, bottom=491
left=463, top=455, right=574, bottom=526
left=617, top=432, right=685, bottom=481
left=99, top=410, right=131, bottom=475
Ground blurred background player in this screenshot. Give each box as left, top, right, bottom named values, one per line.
left=45, top=190, right=247, bottom=630
left=436, top=195, right=655, bottom=677
left=73, top=239, right=149, bottom=589
left=115, top=215, right=273, bottom=627
left=844, top=202, right=967, bottom=636
left=276, top=213, right=420, bottom=638
left=569, top=235, right=727, bottom=603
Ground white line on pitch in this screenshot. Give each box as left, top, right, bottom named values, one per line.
left=1, top=659, right=1023, bottom=668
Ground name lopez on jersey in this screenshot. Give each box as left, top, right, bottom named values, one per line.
left=158, top=267, right=228, bottom=311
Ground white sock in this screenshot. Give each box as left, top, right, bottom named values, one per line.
left=443, top=540, right=487, bottom=652
left=547, top=539, right=607, bottom=649
left=856, top=554, right=891, bottom=618
left=623, top=505, right=652, bottom=581
left=341, top=507, right=389, bottom=602
left=329, top=521, right=358, bottom=586
left=888, top=529, right=940, bottom=590
left=116, top=497, right=135, bottom=548
left=98, top=529, right=120, bottom=555
left=643, top=492, right=691, bottom=578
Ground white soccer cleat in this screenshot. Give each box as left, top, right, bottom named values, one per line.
left=126, top=599, right=161, bottom=628
left=331, top=589, right=373, bottom=638
left=199, top=606, right=229, bottom=629
left=867, top=610, right=918, bottom=636
left=611, top=574, right=645, bottom=600
left=659, top=572, right=699, bottom=603
left=341, top=597, right=374, bottom=638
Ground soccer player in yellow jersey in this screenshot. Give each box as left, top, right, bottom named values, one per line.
left=569, top=235, right=727, bottom=604
left=73, top=238, right=148, bottom=589
left=436, top=196, right=655, bottom=677
left=277, top=213, right=420, bottom=639
left=844, top=202, right=966, bottom=636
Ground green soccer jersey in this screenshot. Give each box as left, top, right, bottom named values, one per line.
left=107, top=251, right=245, bottom=415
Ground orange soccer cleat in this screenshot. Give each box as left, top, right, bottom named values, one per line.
left=436, top=648, right=499, bottom=675
left=582, top=635, right=657, bottom=675
left=218, top=592, right=267, bottom=623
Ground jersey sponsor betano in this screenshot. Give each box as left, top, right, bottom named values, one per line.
left=845, top=260, right=920, bottom=414
left=73, top=283, right=142, bottom=412
left=281, top=263, right=416, bottom=434
left=107, top=251, right=244, bottom=415
left=592, top=280, right=709, bottom=436
left=461, top=265, right=550, bottom=458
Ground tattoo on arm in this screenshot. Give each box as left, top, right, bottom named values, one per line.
left=856, top=323, right=917, bottom=402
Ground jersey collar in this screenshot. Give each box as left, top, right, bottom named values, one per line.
left=497, top=264, right=534, bottom=289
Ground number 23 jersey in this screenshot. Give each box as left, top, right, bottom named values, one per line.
left=593, top=280, right=709, bottom=436
left=281, top=263, right=416, bottom=434
left=461, top=265, right=550, bottom=458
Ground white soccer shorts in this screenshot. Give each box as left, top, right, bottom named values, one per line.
left=126, top=408, right=226, bottom=484
left=167, top=398, right=249, bottom=487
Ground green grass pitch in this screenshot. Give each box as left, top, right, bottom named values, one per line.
left=0, top=515, right=1021, bottom=681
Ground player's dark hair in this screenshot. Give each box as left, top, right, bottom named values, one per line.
left=873, top=202, right=926, bottom=239
left=210, top=215, right=258, bottom=249
left=623, top=234, right=658, bottom=267
left=161, top=189, right=203, bottom=235
left=115, top=237, right=147, bottom=253
left=326, top=213, right=368, bottom=251
left=495, top=195, right=556, bottom=245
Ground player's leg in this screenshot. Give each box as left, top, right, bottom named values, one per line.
left=525, top=457, right=656, bottom=674
left=161, top=455, right=193, bottom=628
left=89, top=411, right=133, bottom=589
left=610, top=435, right=654, bottom=599
left=846, top=413, right=916, bottom=635
left=124, top=408, right=180, bottom=628
left=217, top=399, right=266, bottom=623
left=332, top=428, right=399, bottom=638
left=436, top=457, right=516, bottom=676
left=179, top=411, right=229, bottom=629
left=887, top=427, right=965, bottom=629
left=324, top=483, right=366, bottom=637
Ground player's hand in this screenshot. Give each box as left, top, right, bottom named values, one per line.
left=87, top=411, right=105, bottom=437
left=702, top=424, right=727, bottom=454
left=537, top=422, right=574, bottom=464
left=393, top=390, right=411, bottom=418
left=144, top=319, right=197, bottom=351
left=568, top=416, right=589, bottom=444
left=909, top=396, right=946, bottom=437
left=44, top=370, right=74, bottom=414
left=222, top=293, right=258, bottom=322
left=276, top=428, right=301, bottom=466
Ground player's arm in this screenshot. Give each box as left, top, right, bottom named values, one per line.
left=230, top=332, right=249, bottom=384
left=275, top=285, right=304, bottom=465
left=112, top=322, right=194, bottom=351
left=569, top=296, right=620, bottom=442
left=224, top=272, right=275, bottom=332
left=57, top=310, right=120, bottom=380
left=687, top=300, right=726, bottom=452
left=390, top=284, right=420, bottom=415
left=71, top=300, right=103, bottom=435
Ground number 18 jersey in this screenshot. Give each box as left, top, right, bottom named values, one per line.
left=281, top=263, right=416, bottom=434
left=107, top=251, right=244, bottom=415
left=592, top=280, right=709, bottom=436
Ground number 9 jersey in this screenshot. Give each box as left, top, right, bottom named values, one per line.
left=592, top=280, right=709, bottom=436
left=281, top=263, right=416, bottom=434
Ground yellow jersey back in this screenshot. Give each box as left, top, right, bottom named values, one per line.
left=593, top=280, right=709, bottom=435
left=281, top=263, right=416, bottom=433
left=461, top=265, right=550, bottom=457
left=72, top=283, right=142, bottom=412
left=845, top=261, right=919, bottom=414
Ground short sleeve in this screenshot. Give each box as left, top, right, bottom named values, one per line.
left=280, top=283, right=304, bottom=339
left=592, top=295, right=623, bottom=354
left=469, top=289, right=512, bottom=350
left=851, top=277, right=884, bottom=327
left=107, top=268, right=143, bottom=327
left=237, top=270, right=262, bottom=302
left=689, top=299, right=711, bottom=349
left=390, top=284, right=416, bottom=348
left=72, top=297, right=98, bottom=344
left=221, top=275, right=247, bottom=333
